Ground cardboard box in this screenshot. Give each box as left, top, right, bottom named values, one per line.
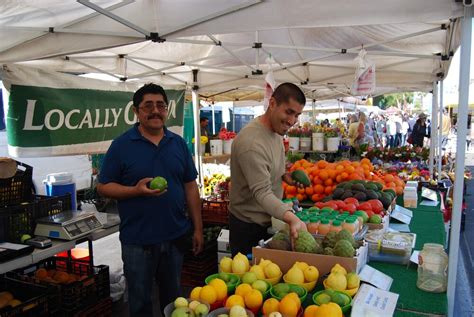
left=218, top=251, right=231, bottom=263
left=252, top=242, right=368, bottom=278
left=217, top=229, right=230, bottom=252
left=366, top=214, right=390, bottom=232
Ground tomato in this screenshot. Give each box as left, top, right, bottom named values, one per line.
left=365, top=210, right=374, bottom=218
left=368, top=199, right=384, bottom=213
left=358, top=202, right=373, bottom=212
left=335, top=200, right=347, bottom=210
left=326, top=202, right=339, bottom=211
left=344, top=197, right=360, bottom=207
left=315, top=202, right=324, bottom=209
left=344, top=203, right=357, bottom=213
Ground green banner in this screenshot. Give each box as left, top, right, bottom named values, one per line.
left=6, top=84, right=184, bottom=155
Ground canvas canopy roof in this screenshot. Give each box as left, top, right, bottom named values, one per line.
left=0, top=0, right=464, bottom=101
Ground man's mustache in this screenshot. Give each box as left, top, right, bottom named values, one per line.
left=147, top=114, right=163, bottom=120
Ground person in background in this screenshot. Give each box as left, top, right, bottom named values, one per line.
left=386, top=116, right=397, bottom=148
left=441, top=110, right=451, bottom=150
left=348, top=112, right=367, bottom=150
left=97, top=84, right=203, bottom=317
left=411, top=113, right=430, bottom=148
left=375, top=115, right=386, bottom=147
left=200, top=117, right=210, bottom=153
left=394, top=115, right=402, bottom=147
left=401, top=116, right=410, bottom=146
left=229, top=83, right=307, bottom=256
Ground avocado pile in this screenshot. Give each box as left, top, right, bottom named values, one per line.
left=324, top=180, right=396, bottom=209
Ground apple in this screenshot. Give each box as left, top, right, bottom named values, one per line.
left=149, top=176, right=168, bottom=191
left=172, top=307, right=195, bottom=317
left=251, top=280, right=267, bottom=294
left=194, top=304, right=209, bottom=317
left=188, top=300, right=200, bottom=311
left=241, top=272, right=257, bottom=285
left=174, top=297, right=188, bottom=309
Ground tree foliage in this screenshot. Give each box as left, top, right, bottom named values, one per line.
left=373, top=92, right=415, bottom=109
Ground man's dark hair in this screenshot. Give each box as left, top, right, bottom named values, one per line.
left=272, top=82, right=306, bottom=106
left=133, top=83, right=168, bottom=107
left=200, top=117, right=209, bottom=123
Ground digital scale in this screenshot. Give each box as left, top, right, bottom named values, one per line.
left=34, top=211, right=103, bottom=240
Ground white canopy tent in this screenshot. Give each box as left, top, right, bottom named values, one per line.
left=0, top=2, right=472, bottom=316
left=0, top=0, right=464, bottom=101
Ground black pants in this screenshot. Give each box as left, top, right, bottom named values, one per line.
left=229, top=213, right=271, bottom=257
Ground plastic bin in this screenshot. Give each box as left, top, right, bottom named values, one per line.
left=10, top=256, right=110, bottom=315
left=0, top=161, right=33, bottom=207
left=44, top=173, right=77, bottom=211
left=0, top=276, right=49, bottom=317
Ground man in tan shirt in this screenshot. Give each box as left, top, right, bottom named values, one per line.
left=229, top=83, right=307, bottom=256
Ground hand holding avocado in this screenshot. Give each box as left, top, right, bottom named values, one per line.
left=135, top=176, right=168, bottom=196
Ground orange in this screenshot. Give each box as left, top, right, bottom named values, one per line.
left=324, top=178, right=333, bottom=186
left=324, top=186, right=333, bottom=195
left=296, top=194, right=305, bottom=201
left=35, top=268, right=48, bottom=280
left=200, top=285, right=217, bottom=304
left=335, top=165, right=344, bottom=172
left=327, top=170, right=336, bottom=179
left=235, top=284, right=253, bottom=297
left=53, top=271, right=70, bottom=284
left=384, top=174, right=395, bottom=182
left=286, top=194, right=295, bottom=199
left=209, top=278, right=228, bottom=301
left=346, top=166, right=355, bottom=174
left=190, top=286, right=202, bottom=301
left=285, top=293, right=301, bottom=310
left=340, top=172, right=348, bottom=180
left=314, top=184, right=324, bottom=194
left=335, top=175, right=342, bottom=183
left=244, top=289, right=263, bottom=309
left=313, top=177, right=323, bottom=185
left=319, top=170, right=329, bottom=181
left=304, top=305, right=319, bottom=317
left=317, top=160, right=328, bottom=169
left=305, top=187, right=314, bottom=196
left=311, top=194, right=320, bottom=202
left=361, top=158, right=371, bottom=165
left=279, top=296, right=298, bottom=317
left=225, top=295, right=245, bottom=308
left=298, top=187, right=305, bottom=194
left=286, top=186, right=297, bottom=195
left=262, top=298, right=280, bottom=315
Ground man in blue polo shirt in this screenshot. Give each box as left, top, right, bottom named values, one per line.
left=98, top=83, right=203, bottom=317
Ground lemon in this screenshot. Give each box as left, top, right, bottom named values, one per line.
left=249, top=265, right=265, bottom=280
left=294, top=261, right=309, bottom=271
left=209, top=278, right=227, bottom=301
left=346, top=272, right=361, bottom=289
left=303, top=266, right=319, bottom=283
left=234, top=253, right=250, bottom=271
left=232, top=259, right=247, bottom=274
left=330, top=264, right=347, bottom=276
left=264, top=263, right=281, bottom=279
left=200, top=285, right=217, bottom=304
left=326, top=272, right=347, bottom=291
left=258, top=258, right=272, bottom=268
left=220, top=257, right=233, bottom=273
left=313, top=303, right=342, bottom=317
left=285, top=266, right=305, bottom=284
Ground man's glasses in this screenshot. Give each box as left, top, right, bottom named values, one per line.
left=139, top=102, right=168, bottom=113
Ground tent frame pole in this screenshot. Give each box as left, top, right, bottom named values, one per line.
left=429, top=81, right=439, bottom=178
left=447, top=5, right=472, bottom=317
left=438, top=80, right=444, bottom=176
left=192, top=70, right=203, bottom=194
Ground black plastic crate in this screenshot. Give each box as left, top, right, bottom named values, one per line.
left=34, top=194, right=72, bottom=219
left=0, top=194, right=72, bottom=243
left=0, top=203, right=35, bottom=243
left=72, top=297, right=112, bottom=317
left=0, top=276, right=49, bottom=317
left=10, top=257, right=109, bottom=315
left=0, top=161, right=33, bottom=207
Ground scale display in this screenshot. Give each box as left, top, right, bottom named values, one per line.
left=35, top=211, right=103, bottom=240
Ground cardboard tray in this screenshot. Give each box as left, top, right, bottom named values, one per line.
left=252, top=242, right=368, bottom=279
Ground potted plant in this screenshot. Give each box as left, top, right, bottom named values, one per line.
left=218, top=128, right=237, bottom=154
left=324, top=128, right=340, bottom=152
left=287, top=127, right=301, bottom=151
left=299, top=127, right=312, bottom=151
left=311, top=125, right=325, bottom=151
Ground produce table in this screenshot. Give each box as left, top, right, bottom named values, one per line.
left=370, top=196, right=447, bottom=317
